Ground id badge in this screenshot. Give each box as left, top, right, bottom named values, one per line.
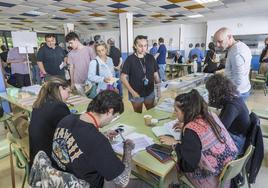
left=143, top=78, right=149, bottom=86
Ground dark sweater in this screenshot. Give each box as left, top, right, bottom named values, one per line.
left=175, top=129, right=201, bottom=172
left=29, top=100, right=70, bottom=167
left=219, top=97, right=250, bottom=136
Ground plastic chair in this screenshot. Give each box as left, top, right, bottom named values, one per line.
left=219, top=145, right=254, bottom=188
left=250, top=71, right=268, bottom=96
left=9, top=142, right=29, bottom=188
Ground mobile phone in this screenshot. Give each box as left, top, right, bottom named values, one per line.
left=114, top=127, right=124, bottom=133
left=148, top=144, right=173, bottom=155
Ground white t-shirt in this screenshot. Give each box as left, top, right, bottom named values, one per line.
left=225, top=41, right=252, bottom=94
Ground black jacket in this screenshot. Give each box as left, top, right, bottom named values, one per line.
left=245, top=112, right=264, bottom=183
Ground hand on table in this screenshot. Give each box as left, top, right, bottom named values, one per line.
left=123, top=139, right=135, bottom=151
left=159, top=135, right=179, bottom=146
left=172, top=122, right=184, bottom=132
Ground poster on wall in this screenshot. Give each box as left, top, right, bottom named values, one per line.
left=11, top=31, right=37, bottom=54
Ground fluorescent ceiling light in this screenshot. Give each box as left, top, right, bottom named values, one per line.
left=91, top=17, right=107, bottom=21
left=194, top=0, right=219, bottom=3
left=26, top=10, right=47, bottom=16
left=187, top=14, right=204, bottom=18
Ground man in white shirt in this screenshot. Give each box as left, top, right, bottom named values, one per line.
left=214, top=27, right=252, bottom=101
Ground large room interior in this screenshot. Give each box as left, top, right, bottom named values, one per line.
left=0, top=0, right=268, bottom=188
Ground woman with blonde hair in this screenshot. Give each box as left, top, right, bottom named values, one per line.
left=29, top=76, right=71, bottom=168
left=87, top=40, right=117, bottom=97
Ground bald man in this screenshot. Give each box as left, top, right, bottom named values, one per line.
left=214, top=27, right=251, bottom=101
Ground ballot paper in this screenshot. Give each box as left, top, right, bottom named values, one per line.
left=109, top=124, right=154, bottom=155
left=152, top=119, right=181, bottom=140
left=112, top=132, right=154, bottom=156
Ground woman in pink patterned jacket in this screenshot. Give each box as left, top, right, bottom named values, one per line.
left=160, top=89, right=238, bottom=188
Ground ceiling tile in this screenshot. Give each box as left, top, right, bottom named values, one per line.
left=60, top=8, right=81, bottom=14
left=108, top=3, right=129, bottom=9
left=184, top=4, right=205, bottom=10
left=160, top=4, right=180, bottom=9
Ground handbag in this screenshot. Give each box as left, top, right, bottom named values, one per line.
left=85, top=59, right=99, bottom=99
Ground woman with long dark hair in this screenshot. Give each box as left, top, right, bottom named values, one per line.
left=29, top=76, right=71, bottom=168
left=206, top=74, right=251, bottom=154
left=203, top=42, right=217, bottom=73
left=160, top=89, right=237, bottom=187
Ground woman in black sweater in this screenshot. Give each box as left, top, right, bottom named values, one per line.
left=203, top=42, right=218, bottom=73
left=206, top=74, right=251, bottom=154
left=29, top=77, right=71, bottom=168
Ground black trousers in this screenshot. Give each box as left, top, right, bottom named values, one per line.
left=14, top=73, right=31, bottom=88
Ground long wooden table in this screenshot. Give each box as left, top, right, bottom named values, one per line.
left=101, top=108, right=177, bottom=188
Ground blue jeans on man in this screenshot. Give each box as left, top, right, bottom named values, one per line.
left=158, top=64, right=166, bottom=82
left=240, top=90, right=251, bottom=102
left=31, top=64, right=41, bottom=85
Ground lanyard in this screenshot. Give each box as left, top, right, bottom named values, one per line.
left=86, top=112, right=100, bottom=130
left=136, top=53, right=146, bottom=77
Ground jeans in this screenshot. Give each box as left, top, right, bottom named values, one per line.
left=158, top=64, right=166, bottom=81
left=230, top=132, right=246, bottom=155
left=31, top=65, right=41, bottom=85
left=115, top=71, right=123, bottom=97
left=240, top=90, right=251, bottom=102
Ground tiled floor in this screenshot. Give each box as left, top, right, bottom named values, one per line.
left=0, top=87, right=267, bottom=188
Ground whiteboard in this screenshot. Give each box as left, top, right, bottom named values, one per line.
left=11, top=31, right=38, bottom=54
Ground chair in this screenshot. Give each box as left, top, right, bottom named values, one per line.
left=219, top=145, right=254, bottom=188
left=29, top=151, right=90, bottom=188
left=9, top=142, right=29, bottom=188
left=250, top=70, right=268, bottom=96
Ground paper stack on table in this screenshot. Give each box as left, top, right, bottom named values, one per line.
left=109, top=124, right=154, bottom=155
left=155, top=98, right=174, bottom=113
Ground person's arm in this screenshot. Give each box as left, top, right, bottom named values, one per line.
left=175, top=129, right=201, bottom=172
left=219, top=103, right=239, bottom=130
left=36, top=48, right=46, bottom=74
left=115, top=57, right=123, bottom=71
left=120, top=73, right=139, bottom=98
left=69, top=64, right=75, bottom=89
left=111, top=140, right=134, bottom=187
left=154, top=53, right=160, bottom=59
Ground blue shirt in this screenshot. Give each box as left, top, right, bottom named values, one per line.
left=87, top=56, right=116, bottom=92
left=156, top=44, right=167, bottom=65
left=188, top=48, right=204, bottom=64
left=149, top=46, right=158, bottom=56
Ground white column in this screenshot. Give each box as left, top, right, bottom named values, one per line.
left=63, top=23, right=75, bottom=35
left=119, top=13, right=133, bottom=61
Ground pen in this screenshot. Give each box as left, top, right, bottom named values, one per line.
left=119, top=131, right=126, bottom=142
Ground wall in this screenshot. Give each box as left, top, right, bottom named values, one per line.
left=133, top=24, right=181, bottom=50
left=206, top=16, right=268, bottom=45
left=181, top=23, right=207, bottom=58
left=83, top=23, right=207, bottom=55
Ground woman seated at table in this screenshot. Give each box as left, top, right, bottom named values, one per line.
left=160, top=89, right=238, bottom=188
left=205, top=74, right=251, bottom=154
left=29, top=76, right=71, bottom=168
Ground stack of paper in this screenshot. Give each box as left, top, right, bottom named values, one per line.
left=155, top=98, right=174, bottom=113
left=108, top=124, right=154, bottom=155
left=152, top=120, right=181, bottom=140
left=112, top=132, right=154, bottom=155
left=21, top=85, right=41, bottom=95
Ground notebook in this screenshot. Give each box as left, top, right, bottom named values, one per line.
left=152, top=120, right=181, bottom=140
